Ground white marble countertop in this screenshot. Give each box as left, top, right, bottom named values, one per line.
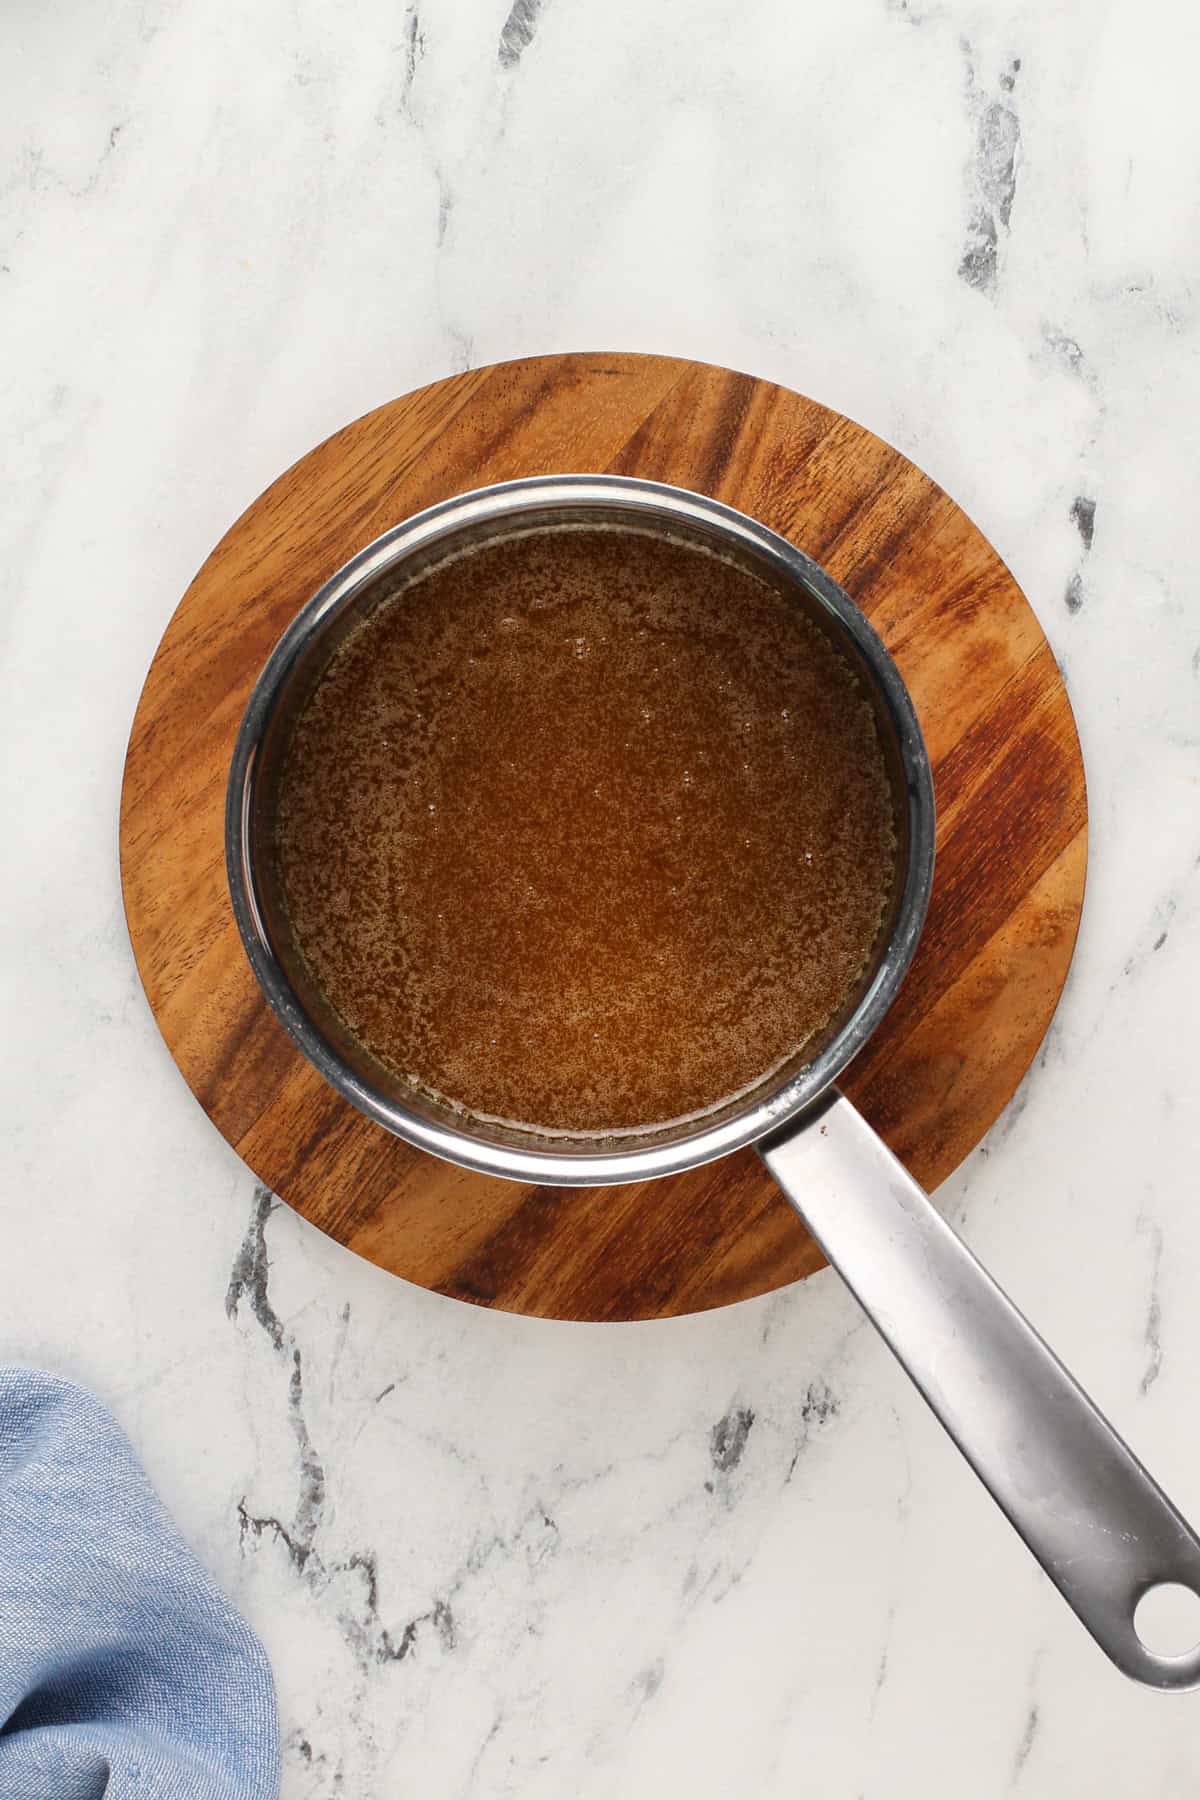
left=4, top=0, right=1200, bottom=1792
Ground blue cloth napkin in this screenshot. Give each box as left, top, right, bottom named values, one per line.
left=0, top=1367, right=278, bottom=1799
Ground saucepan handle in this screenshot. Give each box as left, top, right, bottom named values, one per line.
left=760, top=1088, right=1200, bottom=1689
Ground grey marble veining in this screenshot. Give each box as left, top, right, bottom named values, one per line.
left=3, top=0, right=1200, bottom=1793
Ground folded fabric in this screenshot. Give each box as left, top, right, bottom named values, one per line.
left=0, top=1367, right=278, bottom=1799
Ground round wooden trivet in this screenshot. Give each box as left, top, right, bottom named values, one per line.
left=120, top=353, right=1087, bottom=1321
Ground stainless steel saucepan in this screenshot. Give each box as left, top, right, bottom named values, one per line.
left=227, top=476, right=1200, bottom=1688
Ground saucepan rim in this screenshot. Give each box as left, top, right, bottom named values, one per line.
left=225, top=474, right=936, bottom=1186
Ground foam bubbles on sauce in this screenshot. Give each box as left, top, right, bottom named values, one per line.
left=274, top=525, right=898, bottom=1136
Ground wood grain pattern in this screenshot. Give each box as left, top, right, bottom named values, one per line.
left=119, top=353, right=1088, bottom=1321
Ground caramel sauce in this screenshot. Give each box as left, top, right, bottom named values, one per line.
left=274, top=525, right=896, bottom=1136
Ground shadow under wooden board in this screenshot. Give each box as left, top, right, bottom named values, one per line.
left=120, top=352, right=1087, bottom=1322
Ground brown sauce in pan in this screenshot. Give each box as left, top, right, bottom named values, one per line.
left=274, top=525, right=896, bottom=1135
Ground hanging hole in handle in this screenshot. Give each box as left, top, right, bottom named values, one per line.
left=1134, top=1584, right=1200, bottom=1657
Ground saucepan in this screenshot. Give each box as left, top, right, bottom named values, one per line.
left=226, top=475, right=1200, bottom=1688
